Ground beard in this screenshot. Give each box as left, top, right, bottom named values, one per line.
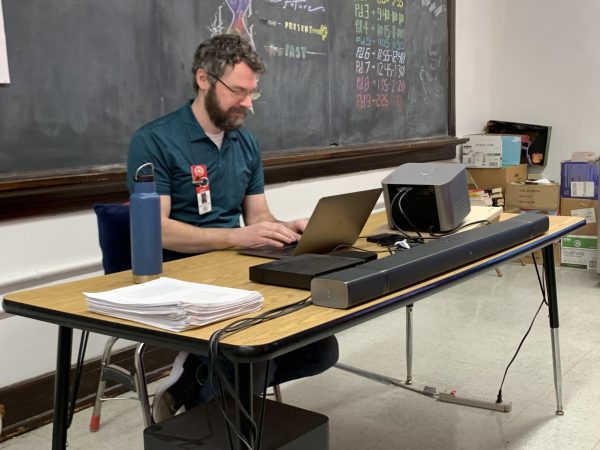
left=205, top=86, right=248, bottom=132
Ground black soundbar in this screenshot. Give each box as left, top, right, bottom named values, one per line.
left=311, top=214, right=549, bottom=309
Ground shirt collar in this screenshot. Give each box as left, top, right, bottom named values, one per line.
left=183, top=100, right=239, bottom=143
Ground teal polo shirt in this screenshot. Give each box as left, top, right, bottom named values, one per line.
left=127, top=101, right=265, bottom=229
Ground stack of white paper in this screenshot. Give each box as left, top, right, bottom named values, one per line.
left=84, top=277, right=263, bottom=332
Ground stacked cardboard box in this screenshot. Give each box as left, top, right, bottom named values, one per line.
left=561, top=236, right=597, bottom=270
left=560, top=197, right=598, bottom=236
left=462, top=135, right=522, bottom=168
left=468, top=164, right=527, bottom=191
left=468, top=165, right=559, bottom=265
left=559, top=160, right=599, bottom=270
left=505, top=182, right=560, bottom=212
left=560, top=161, right=599, bottom=199
left=468, top=164, right=529, bottom=215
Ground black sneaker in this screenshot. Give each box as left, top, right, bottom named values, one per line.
left=152, top=352, right=206, bottom=422
left=152, top=351, right=188, bottom=422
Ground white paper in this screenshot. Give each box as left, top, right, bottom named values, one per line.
left=571, top=207, right=597, bottom=225
left=0, top=0, right=10, bottom=84
left=84, top=277, right=264, bottom=332
left=528, top=178, right=553, bottom=185
left=571, top=181, right=595, bottom=198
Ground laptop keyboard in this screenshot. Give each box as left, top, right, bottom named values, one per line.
left=278, top=245, right=297, bottom=256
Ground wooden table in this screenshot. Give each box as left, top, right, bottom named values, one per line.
left=2, top=212, right=585, bottom=450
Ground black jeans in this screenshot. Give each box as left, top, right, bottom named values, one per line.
left=189, top=335, right=339, bottom=406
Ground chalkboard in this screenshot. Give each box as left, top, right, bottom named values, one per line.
left=0, top=0, right=450, bottom=176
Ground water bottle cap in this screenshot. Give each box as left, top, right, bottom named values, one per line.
left=134, top=163, right=155, bottom=182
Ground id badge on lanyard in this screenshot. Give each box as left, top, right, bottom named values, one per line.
left=191, top=164, right=212, bottom=215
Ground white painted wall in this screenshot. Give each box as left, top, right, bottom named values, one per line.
left=488, top=1, right=600, bottom=180
left=3, top=0, right=596, bottom=389
left=455, top=0, right=491, bottom=135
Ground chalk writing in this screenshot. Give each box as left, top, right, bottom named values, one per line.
left=264, top=0, right=326, bottom=13
left=353, top=0, right=405, bottom=110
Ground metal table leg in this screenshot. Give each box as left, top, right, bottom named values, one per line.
left=542, top=244, right=564, bottom=415
left=53, top=326, right=72, bottom=450
left=406, top=304, right=413, bottom=385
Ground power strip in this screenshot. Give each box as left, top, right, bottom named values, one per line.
left=438, top=392, right=512, bottom=412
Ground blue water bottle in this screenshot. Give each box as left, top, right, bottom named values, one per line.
left=130, top=163, right=162, bottom=283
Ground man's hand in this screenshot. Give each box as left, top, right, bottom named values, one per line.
left=282, top=219, right=308, bottom=234
left=230, top=221, right=302, bottom=248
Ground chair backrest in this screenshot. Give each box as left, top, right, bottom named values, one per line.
left=93, top=203, right=132, bottom=275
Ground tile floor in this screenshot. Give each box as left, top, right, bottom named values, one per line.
left=1, top=263, right=600, bottom=449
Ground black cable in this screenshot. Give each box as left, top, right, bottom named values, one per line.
left=427, top=219, right=493, bottom=237
left=68, top=330, right=89, bottom=427
left=330, top=244, right=373, bottom=254
left=207, top=296, right=312, bottom=449
left=531, top=252, right=548, bottom=305
left=389, top=189, right=415, bottom=240
left=219, top=376, right=236, bottom=450
left=395, top=188, right=424, bottom=241
left=495, top=255, right=548, bottom=404
left=255, top=360, right=271, bottom=450
left=209, top=329, right=256, bottom=450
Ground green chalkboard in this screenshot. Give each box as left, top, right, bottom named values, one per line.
left=0, top=0, right=450, bottom=175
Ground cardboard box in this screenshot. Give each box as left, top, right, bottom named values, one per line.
left=487, top=134, right=522, bottom=166
left=560, top=160, right=599, bottom=199
left=462, top=135, right=502, bottom=168
left=560, top=197, right=598, bottom=235
left=505, top=183, right=560, bottom=211
left=462, top=135, right=522, bottom=168
left=467, top=164, right=528, bottom=190
left=561, top=235, right=597, bottom=270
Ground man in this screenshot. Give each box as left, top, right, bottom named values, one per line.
left=127, top=34, right=338, bottom=421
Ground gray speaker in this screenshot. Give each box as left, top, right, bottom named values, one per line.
left=382, top=162, right=471, bottom=233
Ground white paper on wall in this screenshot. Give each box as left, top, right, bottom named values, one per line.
left=0, top=0, right=10, bottom=84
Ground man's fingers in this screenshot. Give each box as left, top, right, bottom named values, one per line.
left=260, top=222, right=300, bottom=242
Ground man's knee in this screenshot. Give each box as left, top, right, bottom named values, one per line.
left=272, top=336, right=339, bottom=384
left=309, top=335, right=339, bottom=370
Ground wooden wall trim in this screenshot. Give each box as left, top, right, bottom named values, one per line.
left=0, top=137, right=464, bottom=221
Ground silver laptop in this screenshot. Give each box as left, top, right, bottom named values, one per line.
left=239, top=188, right=382, bottom=259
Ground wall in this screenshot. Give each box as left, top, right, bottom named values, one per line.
left=455, top=0, right=492, bottom=135
left=9, top=0, right=596, bottom=389
left=488, top=0, right=600, bottom=180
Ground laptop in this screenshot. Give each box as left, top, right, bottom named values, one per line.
left=239, top=188, right=382, bottom=259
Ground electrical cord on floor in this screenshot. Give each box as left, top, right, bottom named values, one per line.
left=495, top=253, right=548, bottom=404
left=207, top=296, right=313, bottom=450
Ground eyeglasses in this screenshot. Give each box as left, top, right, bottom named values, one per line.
left=207, top=72, right=262, bottom=100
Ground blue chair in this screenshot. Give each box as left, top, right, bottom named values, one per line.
left=89, top=203, right=153, bottom=431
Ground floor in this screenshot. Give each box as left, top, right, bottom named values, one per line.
left=2, top=262, right=600, bottom=450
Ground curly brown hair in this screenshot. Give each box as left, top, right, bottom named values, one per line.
left=192, top=34, right=266, bottom=92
